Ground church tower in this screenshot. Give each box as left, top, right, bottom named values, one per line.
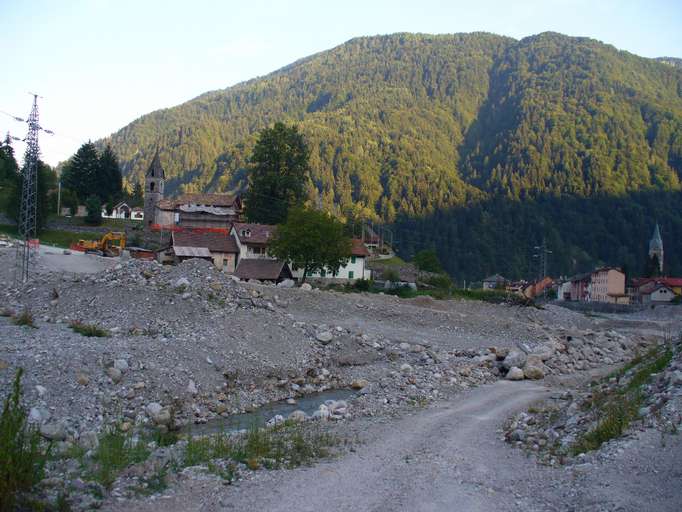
left=648, top=223, right=664, bottom=274
left=143, top=149, right=165, bottom=231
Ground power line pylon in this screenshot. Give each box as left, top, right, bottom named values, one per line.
left=15, top=94, right=42, bottom=284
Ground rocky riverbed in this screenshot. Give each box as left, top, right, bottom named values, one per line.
left=1, top=246, right=680, bottom=510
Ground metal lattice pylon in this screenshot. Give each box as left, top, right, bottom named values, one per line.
left=15, top=94, right=41, bottom=283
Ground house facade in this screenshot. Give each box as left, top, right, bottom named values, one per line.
left=482, top=274, right=508, bottom=290
left=230, top=222, right=276, bottom=261
left=291, top=239, right=372, bottom=282
left=171, top=230, right=239, bottom=272
left=561, top=268, right=628, bottom=304
left=590, top=267, right=627, bottom=303
left=629, top=277, right=682, bottom=303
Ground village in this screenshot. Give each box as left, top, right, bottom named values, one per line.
left=55, top=151, right=679, bottom=311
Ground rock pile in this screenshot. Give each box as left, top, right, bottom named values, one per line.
left=505, top=339, right=682, bottom=466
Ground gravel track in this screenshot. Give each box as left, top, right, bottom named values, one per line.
left=107, top=379, right=682, bottom=512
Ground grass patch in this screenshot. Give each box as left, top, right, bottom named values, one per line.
left=12, top=310, right=36, bottom=328
left=69, top=321, right=109, bottom=337
left=0, top=224, right=100, bottom=249
left=571, top=346, right=674, bottom=455
left=0, top=369, right=52, bottom=511
left=184, top=423, right=338, bottom=474
left=88, top=430, right=150, bottom=488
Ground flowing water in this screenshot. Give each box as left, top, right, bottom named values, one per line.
left=184, top=388, right=356, bottom=435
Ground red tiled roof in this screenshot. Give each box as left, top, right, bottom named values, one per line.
left=351, top=239, right=370, bottom=257
left=172, top=231, right=238, bottom=253
left=235, top=259, right=291, bottom=281
left=232, top=222, right=276, bottom=245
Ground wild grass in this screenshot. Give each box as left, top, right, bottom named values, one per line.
left=184, top=423, right=338, bottom=476
left=88, top=430, right=150, bottom=488
left=0, top=369, right=52, bottom=511
left=12, top=310, right=36, bottom=328
left=571, top=346, right=674, bottom=455
left=69, top=320, right=109, bottom=337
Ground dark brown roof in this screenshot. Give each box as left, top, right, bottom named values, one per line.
left=232, top=223, right=276, bottom=245
left=156, top=194, right=241, bottom=210
left=172, top=231, right=239, bottom=253
left=351, top=239, right=370, bottom=257
left=235, top=259, right=291, bottom=281
left=176, top=193, right=239, bottom=207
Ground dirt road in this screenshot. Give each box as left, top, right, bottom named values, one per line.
left=113, top=380, right=682, bottom=512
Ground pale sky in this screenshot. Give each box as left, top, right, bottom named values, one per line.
left=1, top=0, right=681, bottom=166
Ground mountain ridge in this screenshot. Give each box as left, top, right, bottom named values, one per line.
left=94, top=31, right=682, bottom=278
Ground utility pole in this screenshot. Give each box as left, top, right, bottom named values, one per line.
left=532, top=238, right=552, bottom=298
left=14, top=93, right=52, bottom=284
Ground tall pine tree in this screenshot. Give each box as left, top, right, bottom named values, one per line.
left=99, top=143, right=122, bottom=202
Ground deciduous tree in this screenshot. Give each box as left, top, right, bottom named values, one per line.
left=268, top=207, right=351, bottom=283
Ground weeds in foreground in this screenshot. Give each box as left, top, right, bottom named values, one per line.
left=88, top=430, right=150, bottom=488
left=184, top=423, right=338, bottom=475
left=0, top=369, right=52, bottom=511
left=69, top=321, right=109, bottom=338
left=12, top=310, right=36, bottom=328
left=571, top=346, right=673, bottom=455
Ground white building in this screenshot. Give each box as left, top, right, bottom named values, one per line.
left=291, top=239, right=372, bottom=282
left=230, top=222, right=276, bottom=261
left=101, top=201, right=143, bottom=220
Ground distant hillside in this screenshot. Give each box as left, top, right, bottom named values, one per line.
left=97, top=32, right=682, bottom=279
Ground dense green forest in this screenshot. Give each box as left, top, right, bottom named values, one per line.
left=394, top=191, right=682, bottom=281
left=94, top=32, right=682, bottom=280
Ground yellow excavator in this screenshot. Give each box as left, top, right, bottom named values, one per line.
left=73, top=231, right=127, bottom=257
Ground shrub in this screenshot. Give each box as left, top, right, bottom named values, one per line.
left=12, top=310, right=36, bottom=328
left=69, top=320, right=109, bottom=337
left=352, top=279, right=372, bottom=292
left=383, top=268, right=400, bottom=282
left=0, top=369, right=52, bottom=511
left=422, top=273, right=453, bottom=290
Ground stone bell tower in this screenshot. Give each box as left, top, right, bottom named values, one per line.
left=143, top=148, right=165, bottom=232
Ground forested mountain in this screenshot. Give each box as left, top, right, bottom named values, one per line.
left=98, top=32, right=682, bottom=279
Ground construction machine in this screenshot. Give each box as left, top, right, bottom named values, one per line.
left=71, top=231, right=126, bottom=257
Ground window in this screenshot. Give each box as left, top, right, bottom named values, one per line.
left=320, top=269, right=326, bottom=277
left=348, top=271, right=354, bottom=279
left=351, top=256, right=356, bottom=264
left=150, top=182, right=155, bottom=192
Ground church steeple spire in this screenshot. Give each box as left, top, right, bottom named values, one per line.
left=648, top=223, right=664, bottom=274
left=146, top=147, right=164, bottom=179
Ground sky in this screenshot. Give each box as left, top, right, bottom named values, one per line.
left=1, top=0, right=681, bottom=167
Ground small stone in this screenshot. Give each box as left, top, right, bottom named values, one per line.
left=107, top=367, right=123, bottom=383
left=502, top=350, right=527, bottom=370
left=351, top=378, right=369, bottom=390
left=506, top=367, right=525, bottom=381
left=113, top=359, right=129, bottom=372
left=523, top=365, right=545, bottom=380
left=277, top=279, right=295, bottom=288
left=76, top=373, right=90, bottom=386
left=28, top=407, right=43, bottom=424
left=187, top=380, right=198, bottom=396
left=79, top=431, right=99, bottom=450
left=400, top=363, right=413, bottom=375
left=266, top=414, right=285, bottom=427
left=40, top=422, right=67, bottom=441
left=173, top=277, right=190, bottom=290
left=288, top=410, right=308, bottom=423
left=316, top=331, right=333, bottom=344
left=120, top=421, right=132, bottom=432
left=35, top=385, right=47, bottom=397
left=300, top=283, right=312, bottom=291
